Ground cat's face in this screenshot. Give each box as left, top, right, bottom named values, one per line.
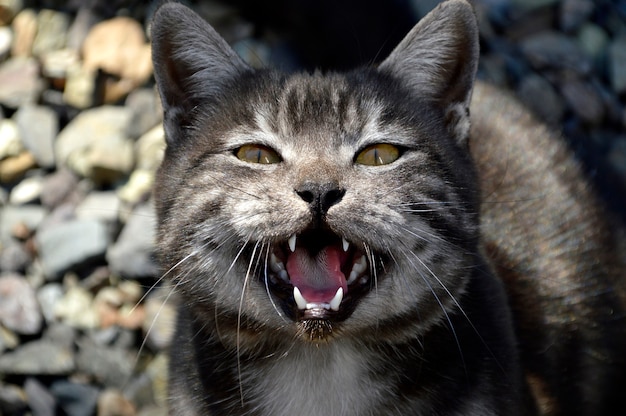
left=152, top=0, right=480, bottom=345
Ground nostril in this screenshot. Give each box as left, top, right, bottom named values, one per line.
left=296, top=189, right=316, bottom=204
left=295, top=182, right=345, bottom=217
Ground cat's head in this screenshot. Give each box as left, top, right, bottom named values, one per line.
left=151, top=0, right=480, bottom=345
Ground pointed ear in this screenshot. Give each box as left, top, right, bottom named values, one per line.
left=150, top=2, right=250, bottom=144
left=378, top=0, right=479, bottom=145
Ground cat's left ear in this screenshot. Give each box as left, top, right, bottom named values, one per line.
left=378, top=0, right=478, bottom=146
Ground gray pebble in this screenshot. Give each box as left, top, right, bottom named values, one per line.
left=14, top=104, right=58, bottom=168
left=0, top=339, right=75, bottom=375
left=35, top=218, right=111, bottom=280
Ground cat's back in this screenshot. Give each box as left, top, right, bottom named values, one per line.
left=470, top=81, right=626, bottom=414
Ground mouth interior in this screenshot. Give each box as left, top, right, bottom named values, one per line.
left=269, top=231, right=370, bottom=317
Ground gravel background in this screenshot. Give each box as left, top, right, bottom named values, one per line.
left=0, top=0, right=625, bottom=415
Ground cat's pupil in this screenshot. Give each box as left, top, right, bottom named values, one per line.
left=236, top=144, right=282, bottom=164
left=355, top=143, right=400, bottom=166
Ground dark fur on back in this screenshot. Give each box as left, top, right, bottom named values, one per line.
left=151, top=1, right=626, bottom=415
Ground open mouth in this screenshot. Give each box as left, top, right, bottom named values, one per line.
left=267, top=230, right=371, bottom=321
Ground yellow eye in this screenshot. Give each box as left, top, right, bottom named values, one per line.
left=236, top=144, right=281, bottom=164
left=355, top=144, right=400, bottom=166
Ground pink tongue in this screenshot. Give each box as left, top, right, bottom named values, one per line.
left=286, top=246, right=348, bottom=303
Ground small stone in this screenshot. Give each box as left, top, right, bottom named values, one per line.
left=521, top=31, right=591, bottom=74
left=9, top=174, right=43, bottom=204
left=135, top=124, right=165, bottom=172
left=14, top=104, right=57, bottom=168
left=40, top=168, right=80, bottom=209
left=32, top=9, right=69, bottom=57
left=82, top=17, right=152, bottom=102
left=0, top=118, right=24, bottom=159
left=107, top=202, right=158, bottom=279
left=608, top=35, right=626, bottom=94
left=517, top=74, right=565, bottom=126
left=55, top=105, right=135, bottom=183
left=511, top=0, right=559, bottom=11
left=0, top=0, right=23, bottom=25
left=608, top=137, right=626, bottom=179
left=0, top=151, right=36, bottom=183
left=24, top=378, right=56, bottom=416
left=143, top=287, right=177, bottom=351
left=76, top=338, right=134, bottom=388
left=0, top=57, right=44, bottom=108
left=98, top=389, right=137, bottom=416
left=559, top=0, right=594, bottom=32
left=11, top=8, right=37, bottom=57
left=0, top=322, right=19, bottom=352
left=0, top=273, right=42, bottom=335
left=54, top=285, right=100, bottom=329
left=0, top=203, right=47, bottom=245
left=560, top=79, right=605, bottom=125
left=0, top=383, right=28, bottom=416
left=0, top=26, right=12, bottom=60
left=0, top=241, right=31, bottom=272
left=75, top=191, right=120, bottom=223
left=35, top=218, right=111, bottom=280
left=40, top=48, right=80, bottom=80
left=37, top=283, right=64, bottom=323
left=117, top=169, right=155, bottom=205
left=577, top=23, right=609, bottom=67
left=126, top=88, right=162, bottom=138
left=50, top=380, right=99, bottom=416
left=63, top=63, right=97, bottom=109
left=0, top=339, right=75, bottom=375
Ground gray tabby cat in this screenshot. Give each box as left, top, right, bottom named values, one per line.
left=151, top=0, right=626, bottom=415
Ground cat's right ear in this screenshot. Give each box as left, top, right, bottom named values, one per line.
left=150, top=2, right=250, bottom=144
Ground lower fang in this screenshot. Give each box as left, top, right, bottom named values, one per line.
left=330, top=287, right=343, bottom=311
left=294, top=287, right=307, bottom=310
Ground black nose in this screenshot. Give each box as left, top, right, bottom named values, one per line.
left=296, top=182, right=345, bottom=217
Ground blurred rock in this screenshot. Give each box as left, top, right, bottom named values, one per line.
left=560, top=78, right=605, bottom=125
left=98, top=389, right=137, bottom=416
left=10, top=8, right=37, bottom=57
left=135, top=124, right=165, bottom=172
left=49, top=379, right=99, bottom=416
left=608, top=35, right=626, bottom=94
left=126, top=88, right=162, bottom=138
left=0, top=204, right=47, bottom=244
left=37, top=283, right=64, bottom=323
left=82, top=16, right=152, bottom=103
left=0, top=57, right=44, bottom=108
left=55, top=105, right=135, bottom=183
left=32, top=9, right=69, bottom=57
left=107, top=203, right=158, bottom=279
left=0, top=118, right=23, bottom=159
left=76, top=338, right=134, bottom=388
left=36, top=218, right=111, bottom=280
left=521, top=31, right=591, bottom=74
left=24, top=377, right=56, bottom=416
left=0, top=150, right=36, bottom=183
left=0, top=383, right=28, bottom=416
left=0, top=241, right=31, bottom=272
left=0, top=0, right=23, bottom=25
left=517, top=73, right=565, bottom=125
left=143, top=287, right=177, bottom=350
left=40, top=168, right=80, bottom=209
left=63, top=63, right=97, bottom=109
left=75, top=191, right=120, bottom=224
left=0, top=338, right=75, bottom=375
left=54, top=285, right=100, bottom=329
left=0, top=26, right=12, bottom=61
left=0, top=273, right=42, bottom=334
left=559, top=0, right=594, bottom=32
left=577, top=23, right=609, bottom=68
left=9, top=174, right=44, bottom=204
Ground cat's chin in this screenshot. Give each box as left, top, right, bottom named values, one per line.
left=265, top=229, right=374, bottom=341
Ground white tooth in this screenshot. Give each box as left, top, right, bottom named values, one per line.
left=342, top=237, right=349, bottom=252
left=330, top=287, right=343, bottom=311
left=293, top=287, right=307, bottom=310
left=279, top=270, right=289, bottom=282
left=270, top=253, right=285, bottom=272
left=348, top=270, right=359, bottom=285
left=288, top=234, right=297, bottom=252
left=353, top=255, right=367, bottom=273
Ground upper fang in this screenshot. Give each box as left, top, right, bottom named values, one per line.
left=342, top=237, right=349, bottom=252
left=288, top=234, right=297, bottom=252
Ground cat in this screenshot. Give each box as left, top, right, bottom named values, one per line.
left=150, top=0, right=626, bottom=415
